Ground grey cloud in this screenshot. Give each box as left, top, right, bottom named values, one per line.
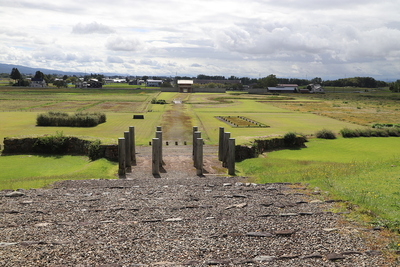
left=107, top=56, right=124, bottom=63
left=106, top=36, right=143, bottom=51
left=191, top=63, right=202, bottom=67
left=72, top=22, right=115, bottom=34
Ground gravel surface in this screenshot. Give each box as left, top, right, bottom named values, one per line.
left=0, top=146, right=393, bottom=266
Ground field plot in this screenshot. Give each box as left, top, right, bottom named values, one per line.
left=268, top=92, right=400, bottom=126
left=192, top=98, right=362, bottom=144
left=216, top=116, right=269, bottom=128
left=83, top=101, right=148, bottom=113
left=0, top=100, right=54, bottom=111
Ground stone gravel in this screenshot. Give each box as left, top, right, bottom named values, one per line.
left=0, top=146, right=394, bottom=266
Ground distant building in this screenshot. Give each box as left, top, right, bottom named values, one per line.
left=267, top=85, right=299, bottom=93
left=30, top=78, right=46, bottom=88
left=193, top=79, right=241, bottom=85
left=75, top=79, right=102, bottom=88
left=303, top=84, right=324, bottom=93
left=105, top=78, right=126, bottom=83
left=146, top=79, right=163, bottom=87
left=278, top=84, right=298, bottom=91
left=177, top=80, right=194, bottom=93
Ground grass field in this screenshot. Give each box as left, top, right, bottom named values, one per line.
left=1, top=87, right=400, bottom=227
left=237, top=137, right=400, bottom=223
left=0, top=155, right=117, bottom=190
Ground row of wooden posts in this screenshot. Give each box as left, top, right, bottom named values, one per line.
left=117, top=126, right=235, bottom=177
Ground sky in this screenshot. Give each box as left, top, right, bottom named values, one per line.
left=1, top=0, right=400, bottom=80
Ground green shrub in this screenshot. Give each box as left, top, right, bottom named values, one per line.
left=341, top=127, right=400, bottom=138
left=88, top=139, right=102, bottom=161
left=283, top=132, right=297, bottom=146
left=36, top=111, right=106, bottom=127
left=340, top=128, right=359, bottom=138
left=316, top=129, right=336, bottom=139
left=151, top=98, right=167, bottom=104
left=33, top=131, right=68, bottom=154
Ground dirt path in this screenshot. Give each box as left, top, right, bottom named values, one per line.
left=160, top=101, right=193, bottom=143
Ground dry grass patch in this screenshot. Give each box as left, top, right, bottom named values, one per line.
left=268, top=96, right=400, bottom=126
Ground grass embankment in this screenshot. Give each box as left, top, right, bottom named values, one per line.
left=0, top=155, right=117, bottom=190
left=237, top=137, right=400, bottom=224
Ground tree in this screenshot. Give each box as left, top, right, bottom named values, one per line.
left=310, top=77, right=322, bottom=84
left=53, top=80, right=67, bottom=88
left=10, top=68, right=22, bottom=82
left=34, top=71, right=45, bottom=80
left=160, top=82, right=172, bottom=87
left=389, top=82, right=400, bottom=92
left=256, top=74, right=278, bottom=88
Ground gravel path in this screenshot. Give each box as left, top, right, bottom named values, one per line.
left=0, top=145, right=393, bottom=266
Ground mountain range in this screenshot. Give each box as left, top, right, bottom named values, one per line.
left=0, top=63, right=119, bottom=77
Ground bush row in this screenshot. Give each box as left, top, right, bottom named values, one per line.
left=340, top=127, right=400, bottom=138
left=372, top=123, right=400, bottom=128
left=37, top=111, right=106, bottom=127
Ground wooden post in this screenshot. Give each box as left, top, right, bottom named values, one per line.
left=124, top=131, right=131, bottom=173
left=218, top=127, right=224, bottom=161
left=196, top=138, right=203, bottom=176
left=118, top=138, right=126, bottom=178
left=192, top=126, right=198, bottom=158
left=129, top=126, right=136, bottom=165
left=193, top=131, right=201, bottom=167
left=152, top=138, right=160, bottom=176
left=156, top=126, right=162, bottom=132
left=223, top=132, right=230, bottom=167
left=228, top=138, right=235, bottom=176
left=156, top=131, right=163, bottom=166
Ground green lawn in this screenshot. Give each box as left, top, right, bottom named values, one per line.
left=192, top=99, right=363, bottom=144
left=236, top=137, right=400, bottom=223
left=0, top=155, right=117, bottom=190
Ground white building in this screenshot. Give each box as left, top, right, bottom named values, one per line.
left=146, top=80, right=163, bottom=87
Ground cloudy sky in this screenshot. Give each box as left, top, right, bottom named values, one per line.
left=1, top=0, right=400, bottom=80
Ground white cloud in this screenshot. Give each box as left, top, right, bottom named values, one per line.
left=72, top=22, right=115, bottom=34
left=1, top=0, right=400, bottom=79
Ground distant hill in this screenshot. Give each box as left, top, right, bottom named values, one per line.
left=0, top=63, right=125, bottom=77
left=0, top=63, right=87, bottom=76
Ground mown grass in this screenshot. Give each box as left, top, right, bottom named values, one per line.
left=192, top=99, right=362, bottom=144
left=0, top=155, right=117, bottom=190
left=236, top=137, right=400, bottom=222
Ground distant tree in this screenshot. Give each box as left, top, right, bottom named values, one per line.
left=62, top=75, right=68, bottom=80
left=66, top=76, right=78, bottom=84
left=256, top=74, right=278, bottom=88
left=142, top=76, right=149, bottom=81
left=389, top=81, right=400, bottom=92
left=53, top=80, right=67, bottom=88
left=10, top=68, right=22, bottom=82
left=310, top=77, right=322, bottom=84
left=34, top=71, right=45, bottom=80
left=160, top=82, right=172, bottom=87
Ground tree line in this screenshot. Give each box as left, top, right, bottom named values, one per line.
left=4, top=68, right=394, bottom=90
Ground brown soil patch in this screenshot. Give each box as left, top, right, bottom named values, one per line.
left=160, top=103, right=193, bottom=142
